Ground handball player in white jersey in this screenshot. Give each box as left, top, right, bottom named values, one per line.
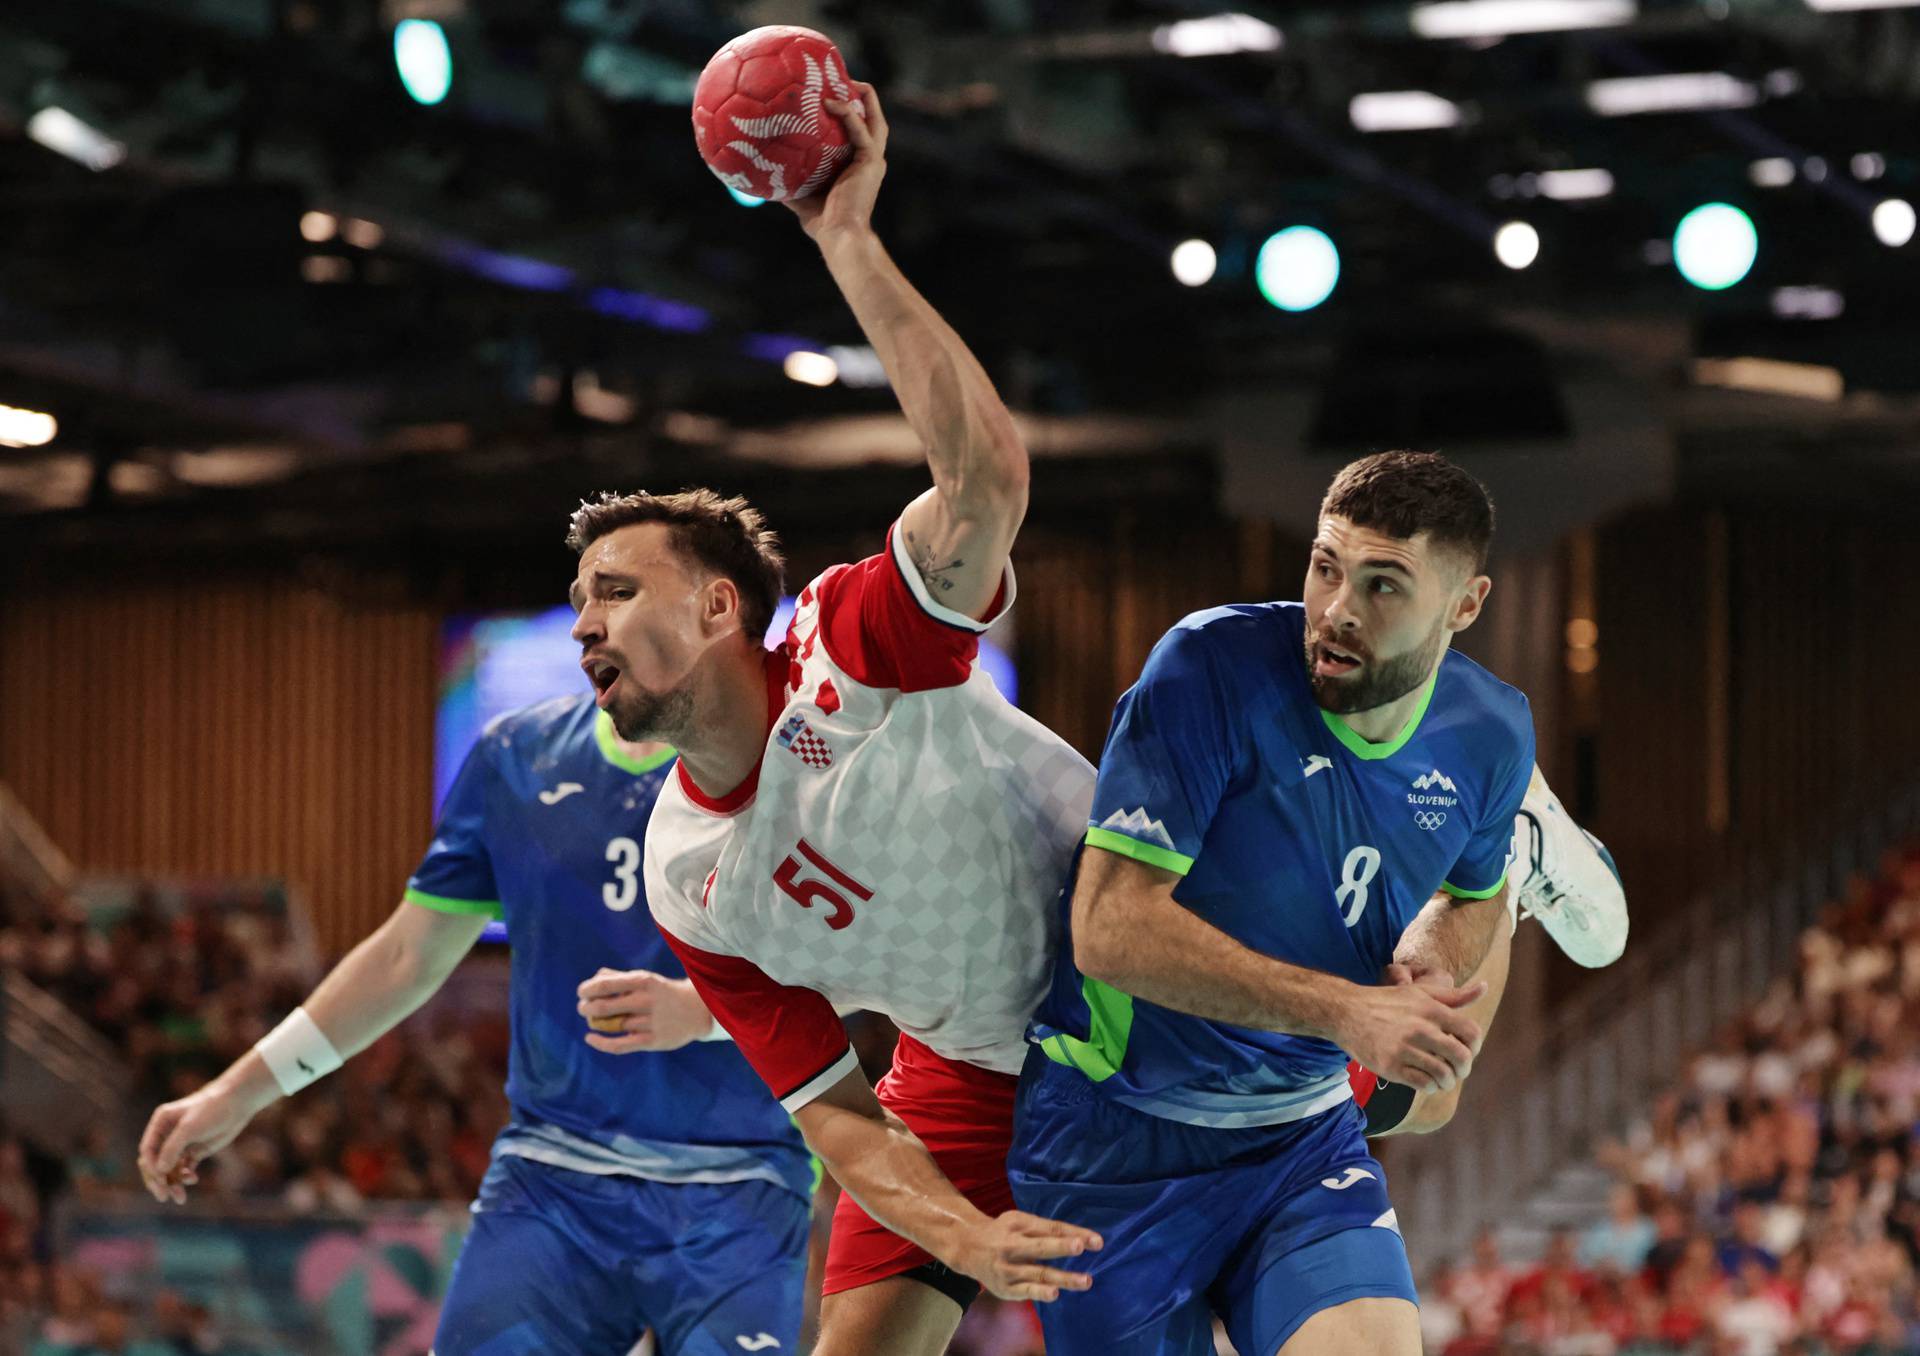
left=565, top=83, right=1102, bottom=1355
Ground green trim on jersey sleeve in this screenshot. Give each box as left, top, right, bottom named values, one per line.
left=403, top=887, right=504, bottom=919
left=1084, top=826, right=1195, bottom=876
left=1040, top=977, right=1135, bottom=1083
left=1319, top=670, right=1438, bottom=762
left=594, top=711, right=677, bottom=775
left=1441, top=871, right=1508, bottom=901
left=786, top=1121, right=824, bottom=1194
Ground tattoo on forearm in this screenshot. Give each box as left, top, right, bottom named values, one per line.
left=906, top=530, right=963, bottom=593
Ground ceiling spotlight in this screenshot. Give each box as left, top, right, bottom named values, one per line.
left=1804, top=0, right=1920, bottom=10
left=825, top=345, right=890, bottom=388
left=1411, top=0, right=1636, bottom=39
left=1537, top=168, right=1614, bottom=201
left=1255, top=227, right=1339, bottom=312
left=26, top=107, right=126, bottom=171
left=1586, top=72, right=1758, bottom=116
left=1170, top=239, right=1218, bottom=287
left=301, top=256, right=351, bottom=284
left=0, top=403, right=58, bottom=448
left=299, top=211, right=337, bottom=243
left=1150, top=13, right=1283, bottom=57
left=1693, top=357, right=1842, bottom=402
left=1852, top=152, right=1886, bottom=180
left=1749, top=158, right=1795, bottom=188
left=784, top=351, right=840, bottom=386
left=1673, top=203, right=1758, bottom=290
left=1349, top=90, right=1465, bottom=132
left=341, top=217, right=384, bottom=249
left=394, top=19, right=454, bottom=106
left=1771, top=286, right=1845, bottom=320
left=1494, top=221, right=1540, bottom=269
left=571, top=372, right=637, bottom=424
left=1873, top=198, right=1916, bottom=247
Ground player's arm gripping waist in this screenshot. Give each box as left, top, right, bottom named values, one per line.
left=1071, top=844, right=1487, bottom=1097
left=1071, top=844, right=1354, bottom=1039
left=794, top=1064, right=1105, bottom=1303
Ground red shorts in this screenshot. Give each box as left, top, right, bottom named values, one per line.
left=820, top=1033, right=1019, bottom=1297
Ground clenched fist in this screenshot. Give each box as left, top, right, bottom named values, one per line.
left=576, top=967, right=716, bottom=1053
left=1331, top=979, right=1486, bottom=1095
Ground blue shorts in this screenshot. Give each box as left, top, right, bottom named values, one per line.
left=1006, top=1049, right=1417, bottom=1356
left=433, top=1154, right=810, bottom=1356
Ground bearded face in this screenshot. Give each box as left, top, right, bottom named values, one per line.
left=1301, top=516, right=1481, bottom=720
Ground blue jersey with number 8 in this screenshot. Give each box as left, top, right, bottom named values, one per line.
left=408, top=694, right=811, bottom=1198
left=1031, top=603, right=1533, bottom=1130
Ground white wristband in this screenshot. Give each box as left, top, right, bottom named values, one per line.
left=254, top=1007, right=344, bottom=1097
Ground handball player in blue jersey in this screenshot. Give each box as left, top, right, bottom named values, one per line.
left=137, top=695, right=813, bottom=1356
left=1010, top=451, right=1534, bottom=1356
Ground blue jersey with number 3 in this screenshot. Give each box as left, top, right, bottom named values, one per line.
left=1031, top=602, right=1534, bottom=1129
left=407, top=694, right=811, bottom=1198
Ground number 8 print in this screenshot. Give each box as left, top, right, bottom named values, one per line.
left=1336, top=844, right=1381, bottom=928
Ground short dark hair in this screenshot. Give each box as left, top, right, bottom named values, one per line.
left=567, top=488, right=786, bottom=640
left=1319, top=451, right=1495, bottom=574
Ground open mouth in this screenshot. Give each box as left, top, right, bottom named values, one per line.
left=582, top=656, right=622, bottom=706
left=1313, top=641, right=1363, bottom=678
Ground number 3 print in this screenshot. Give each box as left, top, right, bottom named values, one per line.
left=603, top=836, right=641, bottom=911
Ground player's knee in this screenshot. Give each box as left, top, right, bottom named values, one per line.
left=1278, top=1296, right=1420, bottom=1356
left=816, top=1276, right=964, bottom=1356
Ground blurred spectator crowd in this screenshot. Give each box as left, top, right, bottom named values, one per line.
left=1417, top=846, right=1920, bottom=1355
left=0, top=884, right=508, bottom=1354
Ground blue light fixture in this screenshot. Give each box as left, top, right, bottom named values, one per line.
left=1256, top=226, right=1341, bottom=312
left=1673, top=203, right=1757, bottom=291
left=394, top=20, right=454, bottom=107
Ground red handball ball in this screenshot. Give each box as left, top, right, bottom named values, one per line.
left=692, top=26, right=859, bottom=203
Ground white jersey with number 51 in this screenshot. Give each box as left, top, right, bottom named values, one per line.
left=644, top=525, right=1094, bottom=1112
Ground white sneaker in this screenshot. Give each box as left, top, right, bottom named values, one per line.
left=1508, top=768, right=1628, bottom=968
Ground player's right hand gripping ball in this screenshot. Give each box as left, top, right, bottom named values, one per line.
left=692, top=26, right=859, bottom=203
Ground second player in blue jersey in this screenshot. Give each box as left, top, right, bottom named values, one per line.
left=1011, top=452, right=1534, bottom=1356
left=412, top=695, right=813, bottom=1355
left=138, top=692, right=811, bottom=1356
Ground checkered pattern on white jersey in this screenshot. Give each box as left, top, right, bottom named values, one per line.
left=646, top=535, right=1094, bottom=1077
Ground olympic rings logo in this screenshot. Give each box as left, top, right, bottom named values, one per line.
left=1414, top=810, right=1448, bottom=831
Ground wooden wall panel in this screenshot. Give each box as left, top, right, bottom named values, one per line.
left=0, top=574, right=438, bottom=956
left=1584, top=504, right=1920, bottom=949
left=1591, top=508, right=1722, bottom=907
left=1723, top=508, right=1920, bottom=857
left=1013, top=515, right=1264, bottom=760
left=1454, top=551, right=1567, bottom=782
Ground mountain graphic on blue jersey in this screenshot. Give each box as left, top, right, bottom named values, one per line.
left=1099, top=806, right=1177, bottom=850
left=1411, top=769, right=1458, bottom=793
